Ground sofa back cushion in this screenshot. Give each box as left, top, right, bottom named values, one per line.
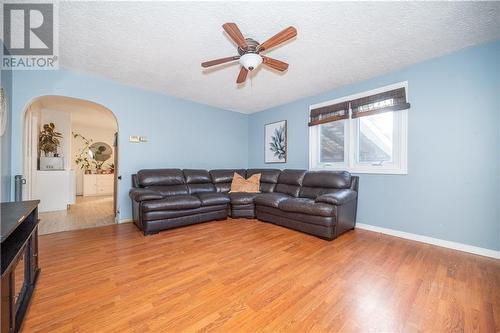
left=136, top=169, right=188, bottom=195
left=210, top=169, right=246, bottom=193
left=275, top=169, right=306, bottom=197
left=183, top=169, right=216, bottom=194
left=137, top=169, right=185, bottom=187
left=246, top=169, right=280, bottom=193
left=299, top=171, right=352, bottom=198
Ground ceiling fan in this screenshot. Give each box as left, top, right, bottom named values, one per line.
left=201, top=23, right=297, bottom=84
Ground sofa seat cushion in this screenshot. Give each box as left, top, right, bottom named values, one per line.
left=256, top=205, right=334, bottom=227
left=146, top=185, right=188, bottom=197
left=254, top=192, right=291, bottom=208
left=231, top=203, right=254, bottom=210
left=229, top=192, right=258, bottom=205
left=278, top=198, right=334, bottom=217
left=142, top=195, right=201, bottom=212
left=129, top=188, right=163, bottom=202
left=196, top=192, right=230, bottom=206
left=142, top=204, right=227, bottom=221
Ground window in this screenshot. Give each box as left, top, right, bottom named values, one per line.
left=309, top=82, right=409, bottom=174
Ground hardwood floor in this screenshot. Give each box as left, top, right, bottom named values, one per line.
left=38, top=195, right=115, bottom=235
left=21, top=219, right=499, bottom=332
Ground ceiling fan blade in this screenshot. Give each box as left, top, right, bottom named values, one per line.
left=201, top=56, right=240, bottom=68
left=262, top=56, right=289, bottom=71
left=222, top=23, right=248, bottom=49
left=236, top=67, right=248, bottom=84
left=258, top=26, right=297, bottom=52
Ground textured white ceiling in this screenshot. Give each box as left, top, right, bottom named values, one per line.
left=59, top=1, right=500, bottom=113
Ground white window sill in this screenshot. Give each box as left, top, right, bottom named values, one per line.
left=309, top=166, right=407, bottom=175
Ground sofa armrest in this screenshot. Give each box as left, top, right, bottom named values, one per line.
left=316, top=190, right=357, bottom=205
left=129, top=188, right=163, bottom=202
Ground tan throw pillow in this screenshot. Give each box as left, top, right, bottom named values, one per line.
left=230, top=173, right=261, bottom=193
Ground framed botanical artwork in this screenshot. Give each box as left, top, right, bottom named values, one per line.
left=265, top=120, right=287, bottom=163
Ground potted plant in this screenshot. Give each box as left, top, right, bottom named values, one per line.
left=73, top=132, right=96, bottom=174
left=106, top=163, right=115, bottom=174
left=39, top=123, right=64, bottom=170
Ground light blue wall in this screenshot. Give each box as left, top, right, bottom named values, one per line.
left=1, top=64, right=13, bottom=202
left=10, top=69, right=248, bottom=219
left=248, top=41, right=500, bottom=251
left=8, top=42, right=499, bottom=251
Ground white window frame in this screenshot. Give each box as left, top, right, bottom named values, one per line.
left=309, top=82, right=408, bottom=175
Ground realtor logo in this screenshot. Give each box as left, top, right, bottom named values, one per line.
left=1, top=2, right=59, bottom=70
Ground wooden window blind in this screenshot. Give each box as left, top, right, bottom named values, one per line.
left=308, top=101, right=350, bottom=127
left=351, top=87, right=410, bottom=119
left=309, top=87, right=410, bottom=126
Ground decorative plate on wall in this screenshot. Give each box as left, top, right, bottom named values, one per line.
left=89, top=142, right=113, bottom=162
left=265, top=120, right=287, bottom=163
left=0, top=88, right=7, bottom=137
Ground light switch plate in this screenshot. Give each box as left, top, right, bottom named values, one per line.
left=129, top=135, right=140, bottom=143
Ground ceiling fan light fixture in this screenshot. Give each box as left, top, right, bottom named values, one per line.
left=239, top=53, right=262, bottom=71
left=201, top=23, right=296, bottom=84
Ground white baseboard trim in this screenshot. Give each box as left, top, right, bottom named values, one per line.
left=111, top=219, right=498, bottom=258
left=356, top=223, right=500, bottom=259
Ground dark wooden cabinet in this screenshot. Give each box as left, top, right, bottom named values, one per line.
left=1, top=201, right=40, bottom=333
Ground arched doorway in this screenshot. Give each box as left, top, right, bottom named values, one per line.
left=22, top=95, right=119, bottom=234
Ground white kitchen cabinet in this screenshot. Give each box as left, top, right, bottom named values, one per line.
left=83, top=174, right=114, bottom=196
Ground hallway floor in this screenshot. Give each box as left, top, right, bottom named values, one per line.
left=38, top=195, right=115, bottom=235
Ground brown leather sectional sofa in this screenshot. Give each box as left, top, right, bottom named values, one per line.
left=130, top=169, right=359, bottom=240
